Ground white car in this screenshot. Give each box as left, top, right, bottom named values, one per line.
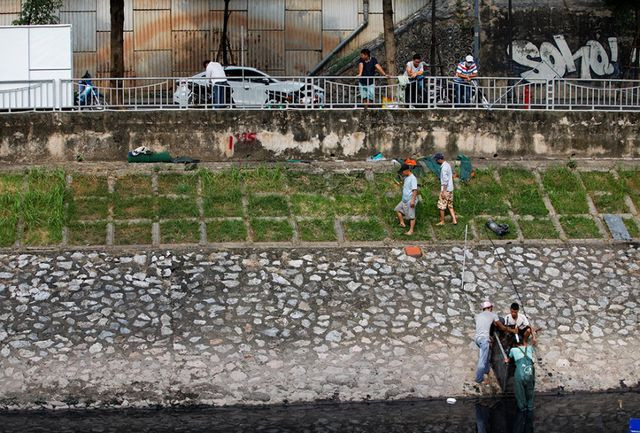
left=173, top=66, right=325, bottom=107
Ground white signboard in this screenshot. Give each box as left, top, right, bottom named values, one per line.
left=0, top=24, right=72, bottom=109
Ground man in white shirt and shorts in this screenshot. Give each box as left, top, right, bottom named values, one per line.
left=435, top=153, right=458, bottom=226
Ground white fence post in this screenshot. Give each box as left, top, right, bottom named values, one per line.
left=546, top=79, right=554, bottom=110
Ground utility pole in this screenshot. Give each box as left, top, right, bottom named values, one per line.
left=110, top=0, right=124, bottom=103
left=473, top=0, right=480, bottom=67
left=430, top=0, right=437, bottom=73
left=216, top=0, right=235, bottom=65
left=508, top=0, right=513, bottom=74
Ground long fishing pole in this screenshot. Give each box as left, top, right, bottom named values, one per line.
left=484, top=226, right=553, bottom=379
left=460, top=224, right=510, bottom=394
left=461, top=224, right=468, bottom=293
left=483, top=226, right=528, bottom=318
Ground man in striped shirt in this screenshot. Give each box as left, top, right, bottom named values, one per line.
left=454, top=55, right=478, bottom=104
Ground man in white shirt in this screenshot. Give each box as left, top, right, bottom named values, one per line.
left=404, top=53, right=428, bottom=104
left=504, top=302, right=537, bottom=344
left=203, top=60, right=228, bottom=107
left=435, top=153, right=458, bottom=226
left=394, top=163, right=418, bottom=235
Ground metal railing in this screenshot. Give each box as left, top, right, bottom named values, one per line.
left=0, top=80, right=58, bottom=111
left=1, top=76, right=639, bottom=112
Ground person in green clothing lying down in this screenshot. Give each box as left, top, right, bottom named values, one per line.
left=504, top=335, right=535, bottom=411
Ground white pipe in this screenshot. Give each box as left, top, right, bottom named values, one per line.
left=309, top=0, right=370, bottom=76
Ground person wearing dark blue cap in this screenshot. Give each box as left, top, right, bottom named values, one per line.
left=435, top=153, right=457, bottom=226
left=394, top=163, right=418, bottom=235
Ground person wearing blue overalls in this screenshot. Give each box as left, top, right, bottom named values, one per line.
left=505, top=335, right=536, bottom=411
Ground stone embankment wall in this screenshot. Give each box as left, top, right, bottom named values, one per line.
left=1, top=110, right=639, bottom=165
left=1, top=244, right=638, bottom=410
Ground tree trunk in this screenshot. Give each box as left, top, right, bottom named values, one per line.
left=217, top=0, right=231, bottom=65
left=110, top=0, right=125, bottom=101
left=382, top=0, right=397, bottom=76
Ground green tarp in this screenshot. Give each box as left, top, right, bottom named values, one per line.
left=411, top=154, right=473, bottom=182
left=127, top=151, right=173, bottom=163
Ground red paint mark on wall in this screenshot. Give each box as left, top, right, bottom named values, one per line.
left=229, top=132, right=258, bottom=148
left=236, top=132, right=257, bottom=142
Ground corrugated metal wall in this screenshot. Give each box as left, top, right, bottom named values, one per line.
left=3, top=0, right=427, bottom=77
left=0, top=1, right=21, bottom=26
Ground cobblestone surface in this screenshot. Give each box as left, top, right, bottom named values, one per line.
left=0, top=245, right=638, bottom=410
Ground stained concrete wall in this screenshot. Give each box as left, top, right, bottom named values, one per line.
left=0, top=110, right=639, bottom=165
left=0, top=245, right=638, bottom=410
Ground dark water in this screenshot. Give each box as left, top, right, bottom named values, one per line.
left=0, top=392, right=638, bottom=433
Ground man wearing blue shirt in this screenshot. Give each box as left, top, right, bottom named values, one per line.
left=357, top=49, right=387, bottom=105
left=395, top=164, right=418, bottom=235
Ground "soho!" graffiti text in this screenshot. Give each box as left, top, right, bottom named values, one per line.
left=511, top=35, right=618, bottom=82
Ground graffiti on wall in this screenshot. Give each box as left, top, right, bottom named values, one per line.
left=227, top=132, right=258, bottom=154
left=511, top=35, right=618, bottom=81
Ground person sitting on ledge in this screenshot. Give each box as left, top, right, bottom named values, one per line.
left=504, top=302, right=537, bottom=345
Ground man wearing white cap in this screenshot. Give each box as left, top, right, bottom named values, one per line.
left=475, top=300, right=516, bottom=384
left=454, top=55, right=478, bottom=105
